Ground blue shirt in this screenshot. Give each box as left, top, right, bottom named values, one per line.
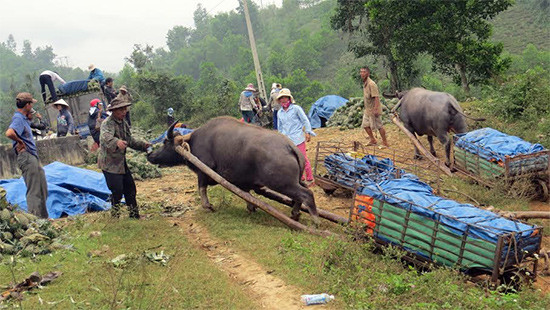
left=277, top=104, right=316, bottom=145
left=9, top=111, right=38, bottom=157
left=88, top=68, right=105, bottom=83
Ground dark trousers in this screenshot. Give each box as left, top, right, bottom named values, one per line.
left=272, top=110, right=279, bottom=130
left=102, top=165, right=139, bottom=218
left=17, top=152, right=49, bottom=218
left=241, top=110, right=256, bottom=124
left=39, top=74, right=57, bottom=103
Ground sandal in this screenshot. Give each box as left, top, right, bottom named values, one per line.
left=366, top=141, right=378, bottom=146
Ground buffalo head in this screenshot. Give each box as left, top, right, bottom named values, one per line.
left=147, top=121, right=191, bottom=167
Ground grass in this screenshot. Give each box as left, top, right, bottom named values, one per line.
left=0, top=213, right=256, bottom=309
left=196, top=186, right=550, bottom=309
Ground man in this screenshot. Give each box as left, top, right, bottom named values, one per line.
left=39, top=70, right=66, bottom=103
left=5, top=93, right=49, bottom=218
left=103, top=77, right=117, bottom=104
left=360, top=66, right=389, bottom=147
left=116, top=85, right=133, bottom=126
left=28, top=108, right=48, bottom=139
left=268, top=83, right=282, bottom=129
left=88, top=64, right=105, bottom=85
left=98, top=98, right=150, bottom=219
left=239, top=83, right=259, bottom=124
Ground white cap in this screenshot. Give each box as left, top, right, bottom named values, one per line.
left=271, top=83, right=278, bottom=89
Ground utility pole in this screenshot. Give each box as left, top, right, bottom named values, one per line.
left=242, top=0, right=267, bottom=101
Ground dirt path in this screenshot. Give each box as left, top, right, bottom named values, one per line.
left=136, top=167, right=315, bottom=309
left=169, top=215, right=309, bottom=309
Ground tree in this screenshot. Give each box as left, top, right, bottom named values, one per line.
left=125, top=44, right=154, bottom=72
left=422, top=0, right=513, bottom=93
left=332, top=0, right=512, bottom=93
left=166, top=26, right=193, bottom=52
left=5, top=34, right=16, bottom=53
left=331, top=0, right=423, bottom=91
left=22, top=40, right=33, bottom=60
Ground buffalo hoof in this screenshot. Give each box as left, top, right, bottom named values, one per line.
left=431, top=151, right=437, bottom=157
left=202, top=204, right=216, bottom=212
left=414, top=154, right=423, bottom=160
left=290, top=212, right=301, bottom=222
left=246, top=203, right=257, bottom=213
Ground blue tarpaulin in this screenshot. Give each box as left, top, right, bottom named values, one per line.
left=325, top=153, right=539, bottom=246
left=308, top=95, right=348, bottom=128
left=358, top=178, right=538, bottom=244
left=455, top=128, right=545, bottom=162
left=150, top=128, right=194, bottom=144
left=0, top=162, right=111, bottom=219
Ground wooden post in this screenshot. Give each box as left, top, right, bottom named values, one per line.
left=175, top=145, right=335, bottom=237
left=391, top=115, right=452, bottom=176
left=242, top=0, right=267, bottom=101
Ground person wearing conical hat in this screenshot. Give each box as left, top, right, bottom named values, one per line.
left=98, top=98, right=151, bottom=219
left=53, top=99, right=75, bottom=137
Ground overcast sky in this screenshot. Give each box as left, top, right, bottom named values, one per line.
left=0, top=0, right=281, bottom=73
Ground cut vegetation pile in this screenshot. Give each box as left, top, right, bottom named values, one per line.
left=127, top=151, right=162, bottom=181
left=0, top=188, right=63, bottom=256
left=327, top=97, right=399, bottom=129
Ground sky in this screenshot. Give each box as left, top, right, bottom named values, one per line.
left=0, top=0, right=281, bottom=73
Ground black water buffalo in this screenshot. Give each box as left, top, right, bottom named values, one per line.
left=147, top=116, right=319, bottom=222
left=393, top=88, right=483, bottom=165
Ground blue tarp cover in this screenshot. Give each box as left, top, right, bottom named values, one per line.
left=324, top=153, right=538, bottom=245
left=0, top=162, right=111, bottom=219
left=58, top=79, right=89, bottom=95
left=308, top=95, right=348, bottom=128
left=455, top=128, right=545, bottom=162
left=358, top=178, right=538, bottom=244
left=150, top=128, right=194, bottom=144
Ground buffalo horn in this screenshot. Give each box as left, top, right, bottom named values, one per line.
left=167, top=120, right=179, bottom=140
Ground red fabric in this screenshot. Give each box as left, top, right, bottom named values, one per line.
left=296, top=142, right=313, bottom=181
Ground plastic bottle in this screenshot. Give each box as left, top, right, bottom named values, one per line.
left=300, top=293, right=335, bottom=305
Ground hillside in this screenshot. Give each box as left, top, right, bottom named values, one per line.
left=491, top=0, right=550, bottom=53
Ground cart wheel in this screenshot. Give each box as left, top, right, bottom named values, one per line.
left=535, top=179, right=549, bottom=202
left=322, top=188, right=336, bottom=195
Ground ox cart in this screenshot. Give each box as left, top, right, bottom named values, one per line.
left=312, top=140, right=543, bottom=284
left=350, top=185, right=543, bottom=285
left=312, top=141, right=441, bottom=195
left=452, top=130, right=550, bottom=202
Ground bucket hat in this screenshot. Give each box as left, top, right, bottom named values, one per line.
left=88, top=64, right=96, bottom=71
left=276, top=88, right=295, bottom=103
left=245, top=83, right=255, bottom=91
left=107, top=98, right=132, bottom=111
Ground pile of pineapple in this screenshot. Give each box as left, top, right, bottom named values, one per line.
left=0, top=188, right=62, bottom=256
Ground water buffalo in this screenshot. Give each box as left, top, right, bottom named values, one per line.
left=390, top=88, right=483, bottom=165
left=147, top=116, right=319, bottom=223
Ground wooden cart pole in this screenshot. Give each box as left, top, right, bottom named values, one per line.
left=391, top=115, right=453, bottom=176
left=175, top=144, right=335, bottom=237
left=257, top=187, right=349, bottom=225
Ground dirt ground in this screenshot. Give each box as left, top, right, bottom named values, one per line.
left=135, top=123, right=549, bottom=302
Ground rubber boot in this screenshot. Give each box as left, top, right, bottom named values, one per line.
left=111, top=203, right=121, bottom=218
left=128, top=204, right=140, bottom=219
